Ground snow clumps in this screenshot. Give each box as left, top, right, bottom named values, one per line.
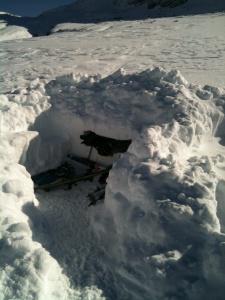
left=0, top=67, right=225, bottom=299
left=43, top=67, right=225, bottom=300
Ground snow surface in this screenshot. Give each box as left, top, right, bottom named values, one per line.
left=1, top=65, right=225, bottom=299
left=1, top=13, right=225, bottom=94
left=0, top=0, right=225, bottom=37
left=1, top=4, right=225, bottom=300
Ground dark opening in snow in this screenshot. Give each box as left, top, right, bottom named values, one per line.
left=30, top=130, right=131, bottom=206
left=23, top=130, right=131, bottom=299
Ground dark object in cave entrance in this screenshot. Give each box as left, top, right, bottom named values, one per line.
left=87, top=165, right=111, bottom=206
left=80, top=131, right=131, bottom=156
left=32, top=157, right=111, bottom=192
left=88, top=186, right=106, bottom=207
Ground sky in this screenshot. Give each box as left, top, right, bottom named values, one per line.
left=0, top=0, right=75, bottom=17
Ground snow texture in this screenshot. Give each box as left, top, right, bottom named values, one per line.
left=1, top=13, right=225, bottom=95
left=0, top=2, right=225, bottom=299
left=0, top=66, right=225, bottom=299
left=0, top=0, right=225, bottom=37
left=0, top=81, right=105, bottom=299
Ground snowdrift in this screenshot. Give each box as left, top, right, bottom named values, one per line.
left=0, top=13, right=32, bottom=41
left=0, top=67, right=225, bottom=299
left=0, top=25, right=32, bottom=42
left=0, top=23, right=32, bottom=41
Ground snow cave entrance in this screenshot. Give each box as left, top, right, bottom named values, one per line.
left=31, top=130, right=131, bottom=206
left=23, top=125, right=131, bottom=293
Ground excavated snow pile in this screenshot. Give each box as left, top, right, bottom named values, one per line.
left=0, top=81, right=106, bottom=299
left=89, top=69, right=225, bottom=300
left=0, top=67, right=225, bottom=300
left=0, top=134, right=75, bottom=300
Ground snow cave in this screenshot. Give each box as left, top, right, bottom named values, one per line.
left=1, top=67, right=225, bottom=300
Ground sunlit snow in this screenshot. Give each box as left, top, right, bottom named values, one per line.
left=0, top=2, right=225, bottom=300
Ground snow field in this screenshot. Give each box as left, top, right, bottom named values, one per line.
left=0, top=67, right=225, bottom=299
left=1, top=13, right=225, bottom=96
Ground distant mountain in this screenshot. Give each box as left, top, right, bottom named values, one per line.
left=0, top=0, right=225, bottom=37
left=114, top=0, right=188, bottom=9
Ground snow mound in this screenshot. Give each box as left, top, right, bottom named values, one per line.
left=87, top=69, right=225, bottom=299
left=0, top=134, right=73, bottom=300
left=51, top=23, right=96, bottom=34
left=0, top=25, right=32, bottom=42
left=1, top=67, right=225, bottom=299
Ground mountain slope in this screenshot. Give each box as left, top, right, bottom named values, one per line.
left=1, top=0, right=225, bottom=36
left=38, top=0, right=225, bottom=25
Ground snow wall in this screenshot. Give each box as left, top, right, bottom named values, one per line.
left=0, top=67, right=225, bottom=299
